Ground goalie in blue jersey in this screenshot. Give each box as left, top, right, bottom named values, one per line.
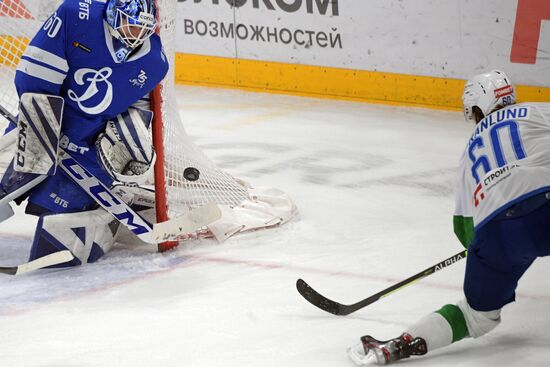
left=348, top=70, right=550, bottom=365
left=0, top=0, right=168, bottom=266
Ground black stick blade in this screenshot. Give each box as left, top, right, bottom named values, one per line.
left=296, top=279, right=347, bottom=315
left=0, top=266, right=17, bottom=275
left=296, top=250, right=467, bottom=317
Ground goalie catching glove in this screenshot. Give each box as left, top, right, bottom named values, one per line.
left=97, top=107, right=155, bottom=185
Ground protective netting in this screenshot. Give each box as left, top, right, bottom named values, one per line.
left=153, top=0, right=252, bottom=216
left=0, top=0, right=296, bottom=243
left=0, top=1, right=60, bottom=118
left=153, top=0, right=296, bottom=242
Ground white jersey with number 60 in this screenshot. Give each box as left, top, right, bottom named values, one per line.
left=454, top=102, right=550, bottom=232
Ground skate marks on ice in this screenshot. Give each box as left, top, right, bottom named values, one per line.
left=0, top=232, right=462, bottom=315
left=0, top=234, right=198, bottom=314
left=1, top=229, right=550, bottom=328
left=197, top=141, right=454, bottom=196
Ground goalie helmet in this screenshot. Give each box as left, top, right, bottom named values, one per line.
left=105, top=0, right=157, bottom=52
left=462, top=70, right=516, bottom=123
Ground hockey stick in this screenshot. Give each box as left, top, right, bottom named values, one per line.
left=296, top=249, right=467, bottom=316
left=0, top=250, right=73, bottom=275
left=57, top=155, right=220, bottom=244
left=0, top=198, right=219, bottom=275
left=0, top=104, right=221, bottom=245
left=0, top=202, right=219, bottom=275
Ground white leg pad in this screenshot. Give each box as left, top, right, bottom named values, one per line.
left=0, top=129, right=16, bottom=176
left=16, top=93, right=63, bottom=175
left=32, top=208, right=118, bottom=265
left=0, top=131, right=19, bottom=222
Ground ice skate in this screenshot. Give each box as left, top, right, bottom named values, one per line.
left=348, top=333, right=427, bottom=365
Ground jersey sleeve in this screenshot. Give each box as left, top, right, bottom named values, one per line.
left=453, top=149, right=475, bottom=248
left=14, top=3, right=70, bottom=97
left=534, top=103, right=550, bottom=125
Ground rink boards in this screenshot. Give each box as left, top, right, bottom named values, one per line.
left=174, top=0, right=550, bottom=109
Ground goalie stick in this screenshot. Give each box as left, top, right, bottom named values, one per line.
left=0, top=250, right=73, bottom=275
left=0, top=103, right=222, bottom=246
left=296, top=249, right=467, bottom=316
left=0, top=202, right=220, bottom=275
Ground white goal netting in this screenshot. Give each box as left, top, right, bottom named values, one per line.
left=0, top=0, right=296, bottom=247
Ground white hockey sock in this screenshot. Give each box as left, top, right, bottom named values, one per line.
left=405, top=312, right=454, bottom=351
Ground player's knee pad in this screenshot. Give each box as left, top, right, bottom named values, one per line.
left=457, top=298, right=501, bottom=338
left=97, top=107, right=155, bottom=185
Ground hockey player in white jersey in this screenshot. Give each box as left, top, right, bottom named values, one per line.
left=348, top=70, right=550, bottom=365
left=0, top=0, right=168, bottom=266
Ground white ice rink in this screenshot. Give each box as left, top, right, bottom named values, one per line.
left=0, top=86, right=549, bottom=367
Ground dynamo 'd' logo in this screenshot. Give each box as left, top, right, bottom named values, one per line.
left=68, top=67, right=113, bottom=114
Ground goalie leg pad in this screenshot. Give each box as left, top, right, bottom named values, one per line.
left=0, top=93, right=63, bottom=219
left=0, top=163, right=45, bottom=206
left=0, top=132, right=46, bottom=213
left=15, top=93, right=63, bottom=175
left=0, top=93, right=64, bottom=216
left=29, top=208, right=119, bottom=266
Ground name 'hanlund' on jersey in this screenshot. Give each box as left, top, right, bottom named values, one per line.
left=456, top=102, right=550, bottom=230
left=468, top=107, right=530, bottom=146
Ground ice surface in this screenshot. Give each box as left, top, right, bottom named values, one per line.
left=0, top=86, right=548, bottom=367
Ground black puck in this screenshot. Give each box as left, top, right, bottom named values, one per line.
left=183, top=167, right=200, bottom=181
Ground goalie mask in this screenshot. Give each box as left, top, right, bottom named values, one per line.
left=462, top=70, right=516, bottom=123
left=105, top=0, right=157, bottom=60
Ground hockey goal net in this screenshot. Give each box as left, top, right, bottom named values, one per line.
left=0, top=0, right=297, bottom=251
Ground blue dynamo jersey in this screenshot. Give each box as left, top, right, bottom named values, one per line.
left=15, top=0, right=169, bottom=147
left=10, top=0, right=168, bottom=215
